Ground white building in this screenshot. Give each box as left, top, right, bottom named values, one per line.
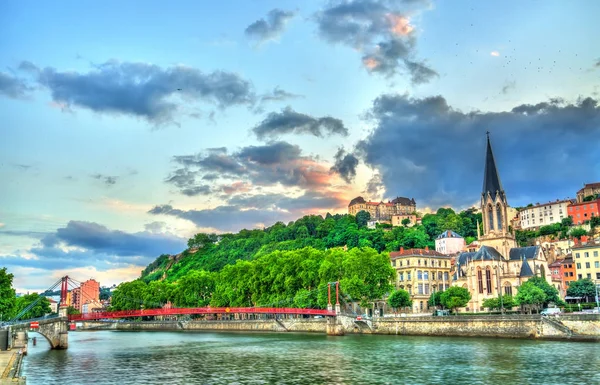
left=435, top=230, right=466, bottom=255
left=518, top=199, right=573, bottom=230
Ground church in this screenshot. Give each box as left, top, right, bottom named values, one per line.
left=452, top=133, right=552, bottom=312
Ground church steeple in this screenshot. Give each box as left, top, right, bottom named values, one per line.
left=482, top=131, right=505, bottom=201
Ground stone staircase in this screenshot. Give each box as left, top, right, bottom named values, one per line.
left=541, top=316, right=575, bottom=338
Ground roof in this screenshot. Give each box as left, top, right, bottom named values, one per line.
left=436, top=230, right=463, bottom=239
left=548, top=260, right=562, bottom=268
left=578, top=182, right=600, bottom=192
left=348, top=196, right=366, bottom=206
left=391, top=196, right=416, bottom=205
left=519, top=259, right=534, bottom=277
left=482, top=133, right=505, bottom=201
left=389, top=248, right=448, bottom=258
left=508, top=246, right=540, bottom=261
left=571, top=241, right=600, bottom=250
left=520, top=199, right=574, bottom=210
left=568, top=199, right=600, bottom=207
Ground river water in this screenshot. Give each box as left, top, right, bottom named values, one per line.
left=22, top=330, right=599, bottom=384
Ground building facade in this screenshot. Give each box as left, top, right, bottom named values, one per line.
left=391, top=214, right=418, bottom=227
left=568, top=199, right=600, bottom=225
left=71, top=279, right=100, bottom=312
left=560, top=255, right=577, bottom=292
left=348, top=196, right=416, bottom=221
left=435, top=230, right=466, bottom=255
left=572, top=242, right=600, bottom=281
left=389, top=247, right=452, bottom=313
left=518, top=199, right=572, bottom=230
left=576, top=182, right=600, bottom=203
left=549, top=259, right=565, bottom=298
left=453, top=133, right=552, bottom=312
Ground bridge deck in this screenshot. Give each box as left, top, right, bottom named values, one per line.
left=69, top=307, right=336, bottom=321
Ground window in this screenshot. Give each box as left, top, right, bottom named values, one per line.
left=577, top=263, right=581, bottom=269
left=578, top=274, right=582, bottom=279
left=407, top=272, right=411, bottom=280
left=418, top=259, right=421, bottom=266
left=417, top=270, right=422, bottom=280
left=444, top=272, right=449, bottom=281
left=418, top=283, right=424, bottom=295
left=424, top=284, right=430, bottom=295
left=585, top=252, right=589, bottom=258
left=587, top=274, right=591, bottom=279
left=496, top=204, right=503, bottom=230
left=438, top=272, right=443, bottom=280
left=569, top=272, right=574, bottom=277
left=485, top=268, right=493, bottom=293
left=400, top=261, right=403, bottom=267
left=407, top=260, right=410, bottom=266
left=595, top=261, right=600, bottom=268
left=576, top=253, right=580, bottom=258
left=504, top=286, right=512, bottom=296
left=594, top=251, right=599, bottom=257
left=477, top=269, right=483, bottom=293
left=399, top=273, right=404, bottom=282
left=393, top=260, right=397, bottom=267
left=597, top=273, right=600, bottom=280
left=564, top=272, right=569, bottom=277
left=424, top=271, right=429, bottom=280
left=488, top=205, right=494, bottom=231
left=585, top=262, right=590, bottom=268
left=424, top=260, right=428, bottom=266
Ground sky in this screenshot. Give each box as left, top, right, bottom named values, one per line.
left=1, top=0, right=599, bottom=292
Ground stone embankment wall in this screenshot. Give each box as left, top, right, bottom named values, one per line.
left=79, top=314, right=600, bottom=341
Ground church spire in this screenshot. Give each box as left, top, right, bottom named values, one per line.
left=482, top=131, right=504, bottom=200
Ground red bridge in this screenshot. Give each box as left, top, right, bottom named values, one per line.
left=69, top=306, right=335, bottom=321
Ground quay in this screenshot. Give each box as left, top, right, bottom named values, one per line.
left=0, top=330, right=27, bottom=385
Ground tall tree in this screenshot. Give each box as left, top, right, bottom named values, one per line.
left=440, top=286, right=471, bottom=314
left=566, top=278, right=596, bottom=301
left=387, top=289, right=412, bottom=312
left=515, top=281, right=546, bottom=314
left=0, top=268, right=16, bottom=321
left=355, top=210, right=371, bottom=229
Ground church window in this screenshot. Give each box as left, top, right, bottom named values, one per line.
left=477, top=269, right=483, bottom=294
left=488, top=205, right=494, bottom=231
left=496, top=204, right=503, bottom=230
left=504, top=285, right=512, bottom=296
left=485, top=268, right=493, bottom=293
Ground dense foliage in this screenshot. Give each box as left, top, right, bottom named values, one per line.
left=11, top=293, right=52, bottom=320
left=141, top=208, right=483, bottom=283
left=387, top=289, right=412, bottom=311
left=0, top=268, right=16, bottom=321
left=566, top=278, right=597, bottom=300
left=481, top=295, right=516, bottom=310
left=112, top=247, right=395, bottom=311
left=439, top=287, right=471, bottom=313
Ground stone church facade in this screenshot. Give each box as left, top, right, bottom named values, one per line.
left=452, top=133, right=552, bottom=312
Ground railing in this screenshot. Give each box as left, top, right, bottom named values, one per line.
left=68, top=307, right=337, bottom=321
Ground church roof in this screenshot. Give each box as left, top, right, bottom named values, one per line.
left=519, top=259, right=534, bottom=277
left=436, top=230, right=463, bottom=239
left=473, top=245, right=504, bottom=261
left=482, top=133, right=505, bottom=201
left=508, top=246, right=539, bottom=261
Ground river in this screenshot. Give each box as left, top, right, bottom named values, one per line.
left=22, top=330, right=600, bottom=384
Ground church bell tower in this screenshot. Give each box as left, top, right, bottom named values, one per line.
left=479, top=132, right=517, bottom=257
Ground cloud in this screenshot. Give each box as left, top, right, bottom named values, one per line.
left=22, top=60, right=256, bottom=124
left=252, top=106, right=349, bottom=140
left=0, top=71, right=32, bottom=99
left=91, top=173, right=118, bottom=186
left=330, top=148, right=359, bottom=183
left=501, top=80, right=516, bottom=94
left=1, top=221, right=187, bottom=272
left=260, top=87, right=304, bottom=102
left=164, top=168, right=212, bottom=196
left=149, top=189, right=348, bottom=232
left=170, top=141, right=335, bottom=193
left=364, top=173, right=385, bottom=197
left=490, top=51, right=500, bottom=57
left=315, top=0, right=436, bottom=82
left=358, top=94, right=600, bottom=209
left=245, top=9, right=296, bottom=44
left=594, top=58, right=600, bottom=68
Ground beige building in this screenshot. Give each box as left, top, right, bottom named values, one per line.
left=572, top=242, right=600, bottom=281
left=453, top=133, right=552, bottom=312
left=576, top=182, right=600, bottom=203
left=348, top=196, right=416, bottom=221
left=389, top=247, right=452, bottom=313
left=518, top=199, right=572, bottom=230
left=391, top=214, right=418, bottom=227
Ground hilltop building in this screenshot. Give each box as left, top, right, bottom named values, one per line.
left=390, top=247, right=452, bottom=313
left=435, top=230, right=466, bottom=255
left=568, top=199, right=600, bottom=225
left=348, top=196, right=416, bottom=221
left=518, top=199, right=573, bottom=230
left=576, top=182, right=600, bottom=203
left=452, top=133, right=552, bottom=312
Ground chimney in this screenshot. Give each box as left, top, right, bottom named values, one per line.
left=425, top=246, right=429, bottom=251
left=400, top=247, right=404, bottom=253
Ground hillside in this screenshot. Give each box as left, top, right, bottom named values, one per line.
left=140, top=208, right=483, bottom=283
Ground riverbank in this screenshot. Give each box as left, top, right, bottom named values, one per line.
left=77, top=313, right=600, bottom=341
left=0, top=346, right=26, bottom=384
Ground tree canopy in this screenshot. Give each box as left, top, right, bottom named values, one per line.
left=440, top=286, right=471, bottom=313
left=566, top=278, right=597, bottom=300
left=0, top=268, right=16, bottom=320
left=387, top=289, right=412, bottom=311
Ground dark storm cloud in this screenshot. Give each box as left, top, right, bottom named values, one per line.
left=148, top=204, right=294, bottom=232
left=330, top=148, right=359, bottom=183
left=0, top=71, right=32, bottom=99
left=170, top=141, right=332, bottom=191
left=22, top=60, right=256, bottom=123
left=0, top=221, right=187, bottom=271
left=245, top=9, right=296, bottom=44
left=359, top=94, right=600, bottom=208
left=315, top=0, right=436, bottom=82
left=252, top=106, right=349, bottom=140
left=91, top=173, right=118, bottom=186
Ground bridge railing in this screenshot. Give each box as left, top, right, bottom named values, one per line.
left=68, top=307, right=336, bottom=321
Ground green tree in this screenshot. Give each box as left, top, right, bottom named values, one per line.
left=440, top=286, right=471, bottom=314
left=427, top=290, right=444, bottom=308
left=566, top=278, right=596, bottom=301
left=187, top=233, right=218, bottom=249
left=355, top=210, right=371, bottom=228
left=526, top=276, right=562, bottom=306
left=561, top=217, right=573, bottom=228
left=387, top=289, right=412, bottom=312
left=570, top=227, right=587, bottom=240
left=401, top=218, right=411, bottom=227
left=0, top=268, right=16, bottom=321
left=66, top=306, right=80, bottom=315
left=482, top=295, right=516, bottom=311
left=174, top=270, right=215, bottom=307
left=11, top=293, right=52, bottom=320
left=515, top=281, right=546, bottom=314
left=110, top=280, right=147, bottom=310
